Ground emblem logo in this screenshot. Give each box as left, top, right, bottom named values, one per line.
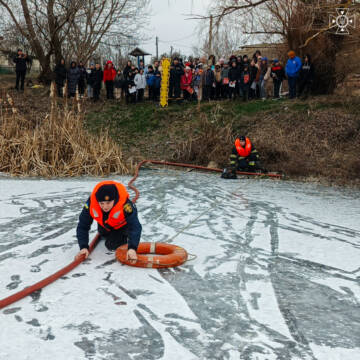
left=329, top=8, right=356, bottom=35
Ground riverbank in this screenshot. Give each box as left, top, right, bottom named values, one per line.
left=85, top=96, right=360, bottom=187
left=1, top=81, right=359, bottom=187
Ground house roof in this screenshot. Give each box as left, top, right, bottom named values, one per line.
left=129, top=47, right=150, bottom=57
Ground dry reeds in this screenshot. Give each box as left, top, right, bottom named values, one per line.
left=172, top=105, right=233, bottom=165
left=0, top=90, right=128, bottom=177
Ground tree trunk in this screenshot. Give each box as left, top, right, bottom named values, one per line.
left=37, top=54, right=54, bottom=84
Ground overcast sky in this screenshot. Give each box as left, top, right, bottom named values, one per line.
left=139, top=0, right=212, bottom=58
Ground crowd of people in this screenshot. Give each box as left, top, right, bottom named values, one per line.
left=11, top=48, right=314, bottom=103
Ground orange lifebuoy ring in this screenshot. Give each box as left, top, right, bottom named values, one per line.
left=116, top=242, right=188, bottom=268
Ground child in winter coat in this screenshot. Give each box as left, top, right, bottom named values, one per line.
left=146, top=65, right=155, bottom=101
left=259, top=57, right=271, bottom=100
left=67, top=61, right=80, bottom=98
left=54, top=59, right=67, bottom=97
left=240, top=64, right=251, bottom=101
left=180, top=66, right=193, bottom=101
left=270, top=59, right=286, bottom=99
left=153, top=68, right=161, bottom=102
left=203, top=66, right=215, bottom=101
left=91, top=63, right=103, bottom=102
left=193, top=65, right=203, bottom=99
left=298, top=54, right=314, bottom=99
left=86, top=63, right=95, bottom=99
left=221, top=62, right=230, bottom=99
left=134, top=68, right=146, bottom=102
left=214, top=64, right=222, bottom=100
left=228, top=61, right=240, bottom=100
left=78, top=61, right=87, bottom=98
left=125, top=70, right=136, bottom=104
left=114, top=69, right=124, bottom=100
left=103, top=60, right=116, bottom=99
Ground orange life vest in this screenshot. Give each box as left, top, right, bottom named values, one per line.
left=235, top=137, right=252, bottom=157
left=89, top=181, right=130, bottom=231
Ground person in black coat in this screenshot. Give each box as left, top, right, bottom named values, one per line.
left=203, top=66, right=215, bottom=101
left=13, top=49, right=29, bottom=91
left=298, top=54, right=315, bottom=99
left=53, top=59, right=67, bottom=97
left=270, top=59, right=286, bottom=99
left=228, top=61, right=241, bottom=100
left=249, top=59, right=259, bottom=100
left=67, top=61, right=80, bottom=98
left=91, top=63, right=103, bottom=102
left=169, top=57, right=184, bottom=99
left=78, top=61, right=87, bottom=98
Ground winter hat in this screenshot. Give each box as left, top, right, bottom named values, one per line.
left=219, top=58, right=225, bottom=64
left=185, top=66, right=191, bottom=70
left=288, top=50, right=296, bottom=58
left=95, top=184, right=117, bottom=202
left=262, top=57, right=268, bottom=62
left=273, top=59, right=279, bottom=63
left=90, top=62, right=95, bottom=66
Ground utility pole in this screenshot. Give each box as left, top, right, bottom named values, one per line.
left=208, top=15, right=213, bottom=57
left=156, top=36, right=159, bottom=60
left=170, top=46, right=173, bottom=57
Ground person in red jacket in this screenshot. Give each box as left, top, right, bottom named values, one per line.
left=103, top=60, right=117, bottom=99
left=180, top=66, right=193, bottom=101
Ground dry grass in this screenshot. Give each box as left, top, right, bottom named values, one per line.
left=171, top=105, right=233, bottom=165
left=0, top=87, right=128, bottom=177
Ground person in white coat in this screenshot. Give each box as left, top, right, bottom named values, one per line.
left=134, top=68, right=147, bottom=102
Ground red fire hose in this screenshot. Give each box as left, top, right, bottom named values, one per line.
left=0, top=160, right=281, bottom=310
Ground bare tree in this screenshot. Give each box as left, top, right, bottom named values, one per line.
left=0, top=0, right=149, bottom=82
left=65, top=0, right=149, bottom=63
left=0, top=0, right=84, bottom=81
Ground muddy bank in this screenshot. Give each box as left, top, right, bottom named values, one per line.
left=1, top=82, right=359, bottom=187
left=85, top=96, right=360, bottom=187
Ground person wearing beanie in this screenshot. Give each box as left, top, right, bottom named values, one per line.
left=75, top=181, right=142, bottom=262
left=221, top=135, right=262, bottom=179
left=285, top=50, right=302, bottom=99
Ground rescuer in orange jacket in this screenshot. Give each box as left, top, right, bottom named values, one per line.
left=75, top=181, right=142, bottom=262
left=221, top=136, right=262, bottom=179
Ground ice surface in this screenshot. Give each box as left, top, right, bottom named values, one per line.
left=0, top=171, right=359, bottom=359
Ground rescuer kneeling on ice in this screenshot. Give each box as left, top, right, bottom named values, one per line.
left=75, top=181, right=142, bottom=262
left=222, top=136, right=262, bottom=179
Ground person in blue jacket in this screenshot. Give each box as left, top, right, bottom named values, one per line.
left=75, top=181, right=142, bottom=262
left=285, top=50, right=302, bottom=99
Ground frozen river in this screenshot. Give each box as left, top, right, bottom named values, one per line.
left=0, top=170, right=359, bottom=360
